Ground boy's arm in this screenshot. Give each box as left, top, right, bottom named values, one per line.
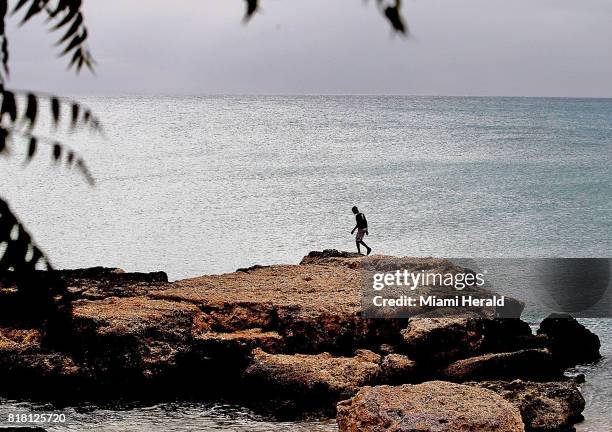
left=351, top=224, right=357, bottom=234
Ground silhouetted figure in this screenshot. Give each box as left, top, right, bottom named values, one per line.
left=351, top=206, right=372, bottom=255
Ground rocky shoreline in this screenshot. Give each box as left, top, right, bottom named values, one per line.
left=0, top=251, right=602, bottom=431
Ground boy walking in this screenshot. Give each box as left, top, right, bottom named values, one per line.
left=351, top=206, right=372, bottom=255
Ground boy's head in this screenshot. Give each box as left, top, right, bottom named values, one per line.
left=352, top=206, right=359, bottom=214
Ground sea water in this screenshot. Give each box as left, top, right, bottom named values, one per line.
left=1, top=96, right=610, bottom=430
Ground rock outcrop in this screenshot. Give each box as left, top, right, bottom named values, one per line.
left=468, top=380, right=585, bottom=432
left=71, top=296, right=200, bottom=380
left=243, top=348, right=381, bottom=400
left=380, top=353, right=418, bottom=383
left=400, top=314, right=538, bottom=364
left=0, top=252, right=599, bottom=432
left=441, top=349, right=562, bottom=382
left=336, top=381, right=525, bottom=432
left=537, top=313, right=601, bottom=366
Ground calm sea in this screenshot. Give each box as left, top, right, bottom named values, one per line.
left=1, top=96, right=610, bottom=430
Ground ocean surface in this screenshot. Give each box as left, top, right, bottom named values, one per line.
left=1, top=96, right=611, bottom=431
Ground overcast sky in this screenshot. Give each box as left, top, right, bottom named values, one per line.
left=6, top=0, right=612, bottom=97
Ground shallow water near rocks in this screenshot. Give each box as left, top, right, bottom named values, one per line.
left=0, top=401, right=337, bottom=431
left=571, top=319, right=612, bottom=432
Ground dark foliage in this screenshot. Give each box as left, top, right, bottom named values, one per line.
left=0, top=0, right=98, bottom=341
left=380, top=0, right=406, bottom=34
left=243, top=0, right=408, bottom=34
left=0, top=197, right=49, bottom=271
left=13, top=0, right=94, bottom=73
left=0, top=90, right=100, bottom=184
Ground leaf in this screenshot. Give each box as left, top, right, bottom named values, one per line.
left=0, top=91, right=104, bottom=133
left=384, top=3, right=406, bottom=34
left=7, top=128, right=96, bottom=184
left=51, top=97, right=60, bottom=126
left=0, top=0, right=7, bottom=34
left=68, top=47, right=81, bottom=68
left=1, top=91, right=17, bottom=122
left=27, top=136, right=36, bottom=161
left=70, top=102, right=79, bottom=128
left=12, top=0, right=31, bottom=14
left=0, top=1, right=8, bottom=79
left=0, top=0, right=7, bottom=78
left=25, top=93, right=38, bottom=128
left=51, top=4, right=78, bottom=30
left=244, top=0, right=258, bottom=21
left=16, top=0, right=95, bottom=74
left=22, top=0, right=50, bottom=24
left=1, top=36, right=9, bottom=76
left=61, top=31, right=86, bottom=56
left=76, top=157, right=94, bottom=185
left=47, top=0, right=70, bottom=19
left=0, top=0, right=5, bottom=20
left=0, top=197, right=51, bottom=272
left=0, top=127, right=7, bottom=153
left=52, top=142, right=61, bottom=161
left=57, top=12, right=82, bottom=44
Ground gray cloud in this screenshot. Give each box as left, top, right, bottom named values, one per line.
left=7, top=0, right=612, bottom=97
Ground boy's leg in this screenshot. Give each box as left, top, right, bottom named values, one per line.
left=360, top=241, right=372, bottom=255
left=356, top=241, right=361, bottom=254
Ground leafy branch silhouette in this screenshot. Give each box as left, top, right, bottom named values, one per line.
left=243, top=0, right=407, bottom=34
left=1, top=0, right=100, bottom=274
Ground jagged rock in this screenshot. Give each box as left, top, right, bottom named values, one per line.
left=442, top=349, right=563, bottom=382
left=236, top=264, right=270, bottom=273
left=55, top=267, right=167, bottom=283
left=0, top=328, right=41, bottom=354
left=380, top=354, right=417, bottom=383
left=0, top=327, right=81, bottom=387
left=336, top=381, right=525, bottom=432
left=468, top=380, right=585, bottom=432
left=401, top=315, right=538, bottom=365
left=243, top=348, right=381, bottom=400
left=1, top=352, right=80, bottom=379
left=400, top=314, right=484, bottom=364
left=378, top=344, right=395, bottom=354
left=152, top=261, right=407, bottom=353
left=300, top=249, right=363, bottom=265
left=72, top=297, right=200, bottom=379
left=478, top=318, right=545, bottom=353
left=537, top=313, right=601, bottom=366
left=61, top=268, right=169, bottom=300
left=193, top=328, right=284, bottom=354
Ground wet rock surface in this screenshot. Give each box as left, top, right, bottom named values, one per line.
left=536, top=313, right=601, bottom=366
left=336, top=381, right=526, bottom=432
left=441, top=349, right=563, bottom=382
left=400, top=314, right=538, bottom=364
left=243, top=348, right=381, bottom=400
left=380, top=353, right=418, bottom=384
left=467, top=380, right=585, bottom=432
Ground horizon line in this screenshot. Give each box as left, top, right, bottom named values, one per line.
left=50, top=91, right=612, bottom=100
